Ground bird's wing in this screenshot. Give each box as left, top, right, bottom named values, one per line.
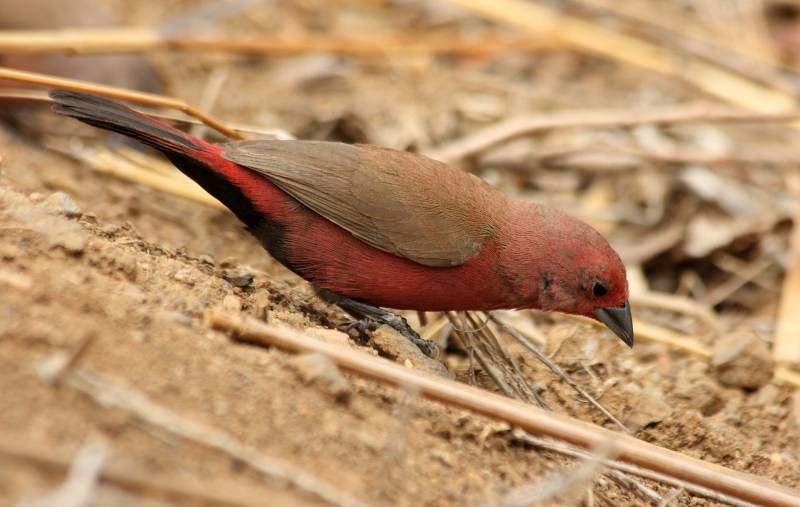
left=221, top=140, right=501, bottom=267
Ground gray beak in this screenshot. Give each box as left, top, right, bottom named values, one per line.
left=594, top=300, right=634, bottom=348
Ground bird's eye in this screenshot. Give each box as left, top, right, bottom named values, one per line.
left=592, top=281, right=608, bottom=297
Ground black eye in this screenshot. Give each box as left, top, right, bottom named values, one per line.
left=592, top=282, right=608, bottom=297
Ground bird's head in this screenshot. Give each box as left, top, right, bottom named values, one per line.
left=506, top=204, right=633, bottom=347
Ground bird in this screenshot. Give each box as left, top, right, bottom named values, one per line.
left=49, top=90, right=633, bottom=355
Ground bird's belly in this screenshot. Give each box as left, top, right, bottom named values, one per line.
left=281, top=214, right=514, bottom=311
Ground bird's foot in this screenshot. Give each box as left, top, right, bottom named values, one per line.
left=375, top=312, right=440, bottom=359
left=323, top=292, right=439, bottom=359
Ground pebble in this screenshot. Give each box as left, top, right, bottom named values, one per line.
left=223, top=268, right=254, bottom=288
left=711, top=331, right=774, bottom=389
left=289, top=352, right=351, bottom=402
left=98, top=223, right=121, bottom=236
left=44, top=191, right=82, bottom=218
left=370, top=325, right=453, bottom=379
left=173, top=269, right=196, bottom=286
left=624, top=385, right=672, bottom=429
left=58, top=232, right=87, bottom=255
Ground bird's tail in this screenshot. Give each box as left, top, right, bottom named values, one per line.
left=49, top=90, right=207, bottom=155
left=49, top=89, right=270, bottom=229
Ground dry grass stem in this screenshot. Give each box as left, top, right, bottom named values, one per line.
left=0, top=87, right=295, bottom=139
left=0, top=437, right=272, bottom=507
left=205, top=311, right=800, bottom=506
left=487, top=313, right=629, bottom=433
left=516, top=432, right=759, bottom=507
left=0, top=28, right=557, bottom=56
left=605, top=470, right=664, bottom=504
left=45, top=140, right=226, bottom=209
left=17, top=437, right=108, bottom=507
left=458, top=311, right=547, bottom=407
left=60, top=366, right=370, bottom=507
left=445, top=0, right=796, bottom=113
left=0, top=66, right=244, bottom=139
left=426, top=104, right=800, bottom=163
left=630, top=291, right=719, bottom=339
left=574, top=0, right=793, bottom=92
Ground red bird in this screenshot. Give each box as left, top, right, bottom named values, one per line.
left=50, top=90, right=633, bottom=354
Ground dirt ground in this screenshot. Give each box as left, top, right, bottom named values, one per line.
left=1, top=1, right=799, bottom=506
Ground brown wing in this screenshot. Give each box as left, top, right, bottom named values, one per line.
left=221, top=140, right=502, bottom=267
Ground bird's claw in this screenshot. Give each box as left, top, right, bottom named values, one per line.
left=339, top=316, right=440, bottom=359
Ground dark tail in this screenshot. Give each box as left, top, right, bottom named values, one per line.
left=50, top=90, right=268, bottom=229
left=49, top=90, right=203, bottom=154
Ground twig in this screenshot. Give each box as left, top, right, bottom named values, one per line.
left=44, top=140, right=226, bottom=209
left=0, top=66, right=245, bottom=140
left=62, top=366, right=371, bottom=507
left=705, top=254, right=777, bottom=307
left=465, top=312, right=547, bottom=408
left=516, top=432, right=758, bottom=507
left=605, top=470, right=664, bottom=504
left=0, top=87, right=295, bottom=139
left=774, top=207, right=800, bottom=365
left=448, top=319, right=517, bottom=399
left=17, top=437, right=108, bottom=507
left=205, top=310, right=800, bottom=507
left=487, top=313, right=630, bottom=433
left=425, top=104, right=800, bottom=163
left=658, top=486, right=685, bottom=507
left=189, top=68, right=229, bottom=137
left=0, top=28, right=556, bottom=56
left=561, top=314, right=800, bottom=389
left=631, top=291, right=720, bottom=340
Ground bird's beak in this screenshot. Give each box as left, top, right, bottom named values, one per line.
left=594, top=300, right=634, bottom=348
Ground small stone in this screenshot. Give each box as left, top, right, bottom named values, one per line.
left=251, top=292, right=270, bottom=322
left=222, top=294, right=242, bottom=313
left=711, top=331, right=774, bottom=389
left=430, top=449, right=454, bottom=468
left=45, top=191, right=82, bottom=218
left=0, top=243, right=23, bottom=260
left=114, top=252, right=138, bottom=282
left=673, top=365, right=724, bottom=416
left=219, top=257, right=238, bottom=268
left=58, top=232, right=87, bottom=255
left=0, top=269, right=33, bottom=290
left=223, top=268, right=254, bottom=288
left=289, top=352, right=351, bottom=402
left=370, top=326, right=453, bottom=379
left=624, top=385, right=671, bottom=429
left=98, top=223, right=121, bottom=236
left=173, top=269, right=195, bottom=286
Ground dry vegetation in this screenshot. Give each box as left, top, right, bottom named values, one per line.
left=1, top=0, right=800, bottom=506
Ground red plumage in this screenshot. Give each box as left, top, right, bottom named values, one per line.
left=50, top=90, right=634, bottom=347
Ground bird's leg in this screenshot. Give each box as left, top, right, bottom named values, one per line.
left=319, top=291, right=440, bottom=359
